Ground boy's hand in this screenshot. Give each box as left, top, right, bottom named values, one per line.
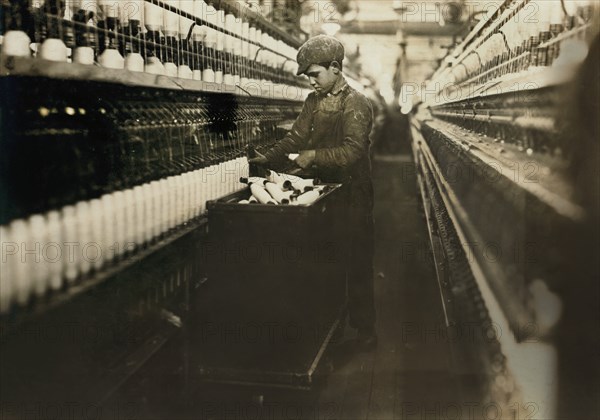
left=295, top=150, right=316, bottom=169
left=248, top=150, right=269, bottom=165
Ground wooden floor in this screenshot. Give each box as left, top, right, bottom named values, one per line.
left=312, top=154, right=459, bottom=420
left=111, top=153, right=461, bottom=420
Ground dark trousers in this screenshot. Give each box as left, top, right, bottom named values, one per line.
left=346, top=205, right=376, bottom=331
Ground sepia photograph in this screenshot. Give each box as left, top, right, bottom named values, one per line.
left=0, top=0, right=598, bottom=419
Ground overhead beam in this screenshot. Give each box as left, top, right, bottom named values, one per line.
left=341, top=20, right=464, bottom=36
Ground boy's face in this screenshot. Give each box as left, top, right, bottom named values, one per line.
left=304, top=63, right=339, bottom=95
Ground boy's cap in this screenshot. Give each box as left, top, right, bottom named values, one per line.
left=296, top=35, right=345, bottom=76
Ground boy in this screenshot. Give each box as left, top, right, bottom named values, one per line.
left=249, top=35, right=377, bottom=350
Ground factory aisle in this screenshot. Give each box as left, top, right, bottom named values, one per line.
left=313, top=153, right=459, bottom=420
left=109, top=149, right=459, bottom=420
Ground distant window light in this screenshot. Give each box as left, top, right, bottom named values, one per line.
left=321, top=23, right=341, bottom=37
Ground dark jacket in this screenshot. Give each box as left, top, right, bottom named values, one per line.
left=264, top=77, right=374, bottom=213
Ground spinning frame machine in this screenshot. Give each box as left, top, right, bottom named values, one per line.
left=0, top=0, right=313, bottom=408
left=408, top=0, right=599, bottom=417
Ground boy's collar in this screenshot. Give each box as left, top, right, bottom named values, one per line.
left=326, top=77, right=348, bottom=97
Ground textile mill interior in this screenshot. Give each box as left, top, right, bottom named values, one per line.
left=0, top=0, right=598, bottom=419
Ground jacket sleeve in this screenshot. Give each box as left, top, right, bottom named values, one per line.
left=313, top=93, right=373, bottom=168
left=264, top=94, right=315, bottom=163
